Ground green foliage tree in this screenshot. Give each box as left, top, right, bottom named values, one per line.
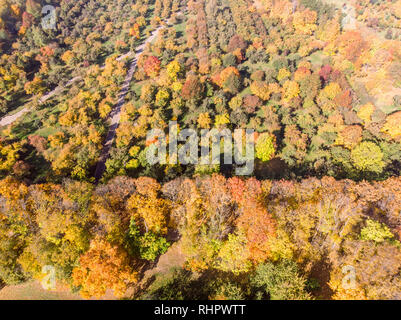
left=127, top=220, right=170, bottom=261
left=250, top=260, right=312, bottom=300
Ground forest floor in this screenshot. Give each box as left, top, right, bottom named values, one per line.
left=0, top=281, right=118, bottom=300
left=0, top=108, right=30, bottom=127
left=142, top=240, right=186, bottom=280
left=0, top=281, right=84, bottom=300
left=128, top=239, right=187, bottom=299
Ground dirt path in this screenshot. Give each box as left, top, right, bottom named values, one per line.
left=0, top=108, right=29, bottom=127
left=0, top=76, right=83, bottom=127
left=94, top=25, right=164, bottom=182
left=132, top=240, right=186, bottom=298
left=0, top=39, right=156, bottom=128
left=143, top=241, right=186, bottom=280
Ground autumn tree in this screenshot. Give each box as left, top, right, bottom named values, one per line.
left=251, top=260, right=311, bottom=300
left=72, top=238, right=137, bottom=299
left=351, top=141, right=385, bottom=174
left=127, top=177, right=170, bottom=235
left=255, top=133, right=275, bottom=162
left=181, top=73, right=204, bottom=101
left=143, top=56, right=161, bottom=77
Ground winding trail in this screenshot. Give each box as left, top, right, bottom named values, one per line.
left=0, top=76, right=82, bottom=127
left=0, top=38, right=151, bottom=128
left=0, top=108, right=30, bottom=127
left=0, top=10, right=184, bottom=182
left=0, top=24, right=165, bottom=182
left=94, top=26, right=164, bottom=182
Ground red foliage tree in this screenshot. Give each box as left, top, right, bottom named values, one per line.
left=319, top=65, right=332, bottom=82
left=243, top=95, right=262, bottom=114
left=227, top=34, right=247, bottom=53
left=143, top=56, right=161, bottom=77
left=28, top=135, right=47, bottom=154
left=181, top=74, right=204, bottom=100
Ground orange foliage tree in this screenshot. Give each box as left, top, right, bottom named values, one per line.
left=72, top=238, right=137, bottom=299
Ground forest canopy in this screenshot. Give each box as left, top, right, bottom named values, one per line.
left=0, top=0, right=400, bottom=301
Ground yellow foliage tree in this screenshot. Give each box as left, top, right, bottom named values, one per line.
left=357, top=103, right=375, bottom=125
left=282, top=80, right=300, bottom=102
left=277, top=68, right=291, bottom=82
left=250, top=81, right=271, bottom=101
left=293, top=9, right=318, bottom=35
left=0, top=140, right=21, bottom=172
left=381, top=111, right=401, bottom=140
left=127, top=178, right=170, bottom=235
left=198, top=112, right=212, bottom=129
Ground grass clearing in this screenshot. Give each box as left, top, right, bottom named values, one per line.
left=0, top=280, right=119, bottom=300
left=0, top=281, right=83, bottom=300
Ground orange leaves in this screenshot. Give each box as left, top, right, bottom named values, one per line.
left=228, top=177, right=276, bottom=264
left=21, top=11, right=34, bottom=28
left=294, top=67, right=311, bottom=82
left=227, top=34, right=247, bottom=52
left=221, top=66, right=240, bottom=81
left=143, top=56, right=161, bottom=78
left=336, top=125, right=363, bottom=149
left=233, top=48, right=244, bottom=62
left=61, top=50, right=74, bottom=65
left=10, top=4, right=21, bottom=17
left=146, top=136, right=159, bottom=146
left=236, top=205, right=276, bottom=264
left=134, top=176, right=162, bottom=197
left=392, top=0, right=401, bottom=19
left=172, top=175, right=276, bottom=271
left=334, top=89, right=352, bottom=109
left=181, top=74, right=204, bottom=100
left=381, top=111, right=401, bottom=141
left=40, top=46, right=55, bottom=57
left=0, top=176, right=28, bottom=204
left=197, top=112, right=212, bottom=129
left=336, top=31, right=368, bottom=63
left=129, top=23, right=140, bottom=39
left=228, top=177, right=264, bottom=207
left=114, top=39, right=128, bottom=51
left=72, top=238, right=137, bottom=299
left=24, top=76, right=46, bottom=95
left=212, top=67, right=240, bottom=89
